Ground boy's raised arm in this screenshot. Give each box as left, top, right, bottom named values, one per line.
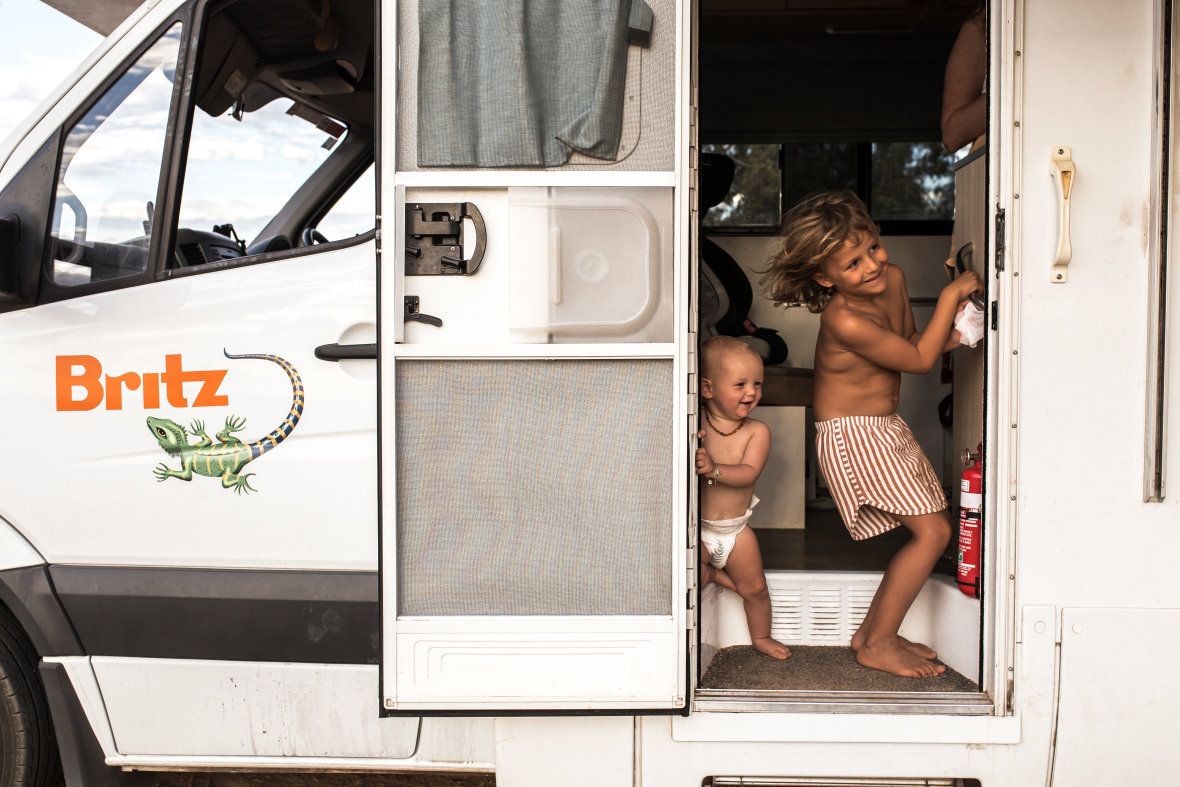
left=829, top=272, right=981, bottom=374
left=896, top=266, right=918, bottom=343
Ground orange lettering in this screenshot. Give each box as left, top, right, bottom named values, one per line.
left=191, top=369, right=229, bottom=407
left=104, top=372, right=141, bottom=411
left=142, top=372, right=160, bottom=409
left=56, top=355, right=233, bottom=411
left=56, top=355, right=104, bottom=411
left=161, top=354, right=188, bottom=407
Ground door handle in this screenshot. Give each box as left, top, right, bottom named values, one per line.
left=1050, top=146, right=1075, bottom=283
left=945, top=240, right=974, bottom=280
left=315, top=342, right=377, bottom=361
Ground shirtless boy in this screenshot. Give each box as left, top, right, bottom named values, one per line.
left=762, top=191, right=982, bottom=678
left=696, top=336, right=790, bottom=661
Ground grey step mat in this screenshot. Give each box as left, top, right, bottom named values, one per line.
left=701, top=644, right=978, bottom=693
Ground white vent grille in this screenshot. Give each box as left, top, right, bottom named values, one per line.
left=767, top=573, right=881, bottom=645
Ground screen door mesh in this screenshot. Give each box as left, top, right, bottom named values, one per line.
left=396, top=359, right=673, bottom=616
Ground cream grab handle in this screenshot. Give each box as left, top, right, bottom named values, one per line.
left=1050, top=146, right=1075, bottom=283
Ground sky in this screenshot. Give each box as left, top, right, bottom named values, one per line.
left=0, top=0, right=374, bottom=246
left=0, top=0, right=102, bottom=144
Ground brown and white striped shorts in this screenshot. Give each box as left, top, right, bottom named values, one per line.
left=815, top=414, right=948, bottom=540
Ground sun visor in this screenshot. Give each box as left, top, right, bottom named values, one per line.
left=195, top=16, right=261, bottom=117
left=276, top=60, right=357, bottom=96
left=239, top=84, right=284, bottom=114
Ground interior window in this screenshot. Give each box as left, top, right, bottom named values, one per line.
left=702, top=141, right=956, bottom=228
left=48, top=23, right=183, bottom=286
left=870, top=142, right=956, bottom=221
left=781, top=142, right=858, bottom=218
left=699, top=144, right=781, bottom=228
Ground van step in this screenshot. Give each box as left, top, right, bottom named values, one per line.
left=707, top=778, right=963, bottom=786
left=696, top=645, right=992, bottom=715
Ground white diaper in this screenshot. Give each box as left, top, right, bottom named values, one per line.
left=701, top=496, right=759, bottom=569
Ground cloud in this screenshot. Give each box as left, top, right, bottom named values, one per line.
left=0, top=0, right=102, bottom=140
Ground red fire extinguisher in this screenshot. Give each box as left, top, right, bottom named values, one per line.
left=957, top=443, right=983, bottom=598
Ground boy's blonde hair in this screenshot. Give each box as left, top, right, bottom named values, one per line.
left=700, top=336, right=761, bottom=379
left=761, top=190, right=880, bottom=313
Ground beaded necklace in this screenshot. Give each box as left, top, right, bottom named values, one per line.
left=704, top=408, right=745, bottom=437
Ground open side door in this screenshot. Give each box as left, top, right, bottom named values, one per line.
left=378, top=0, right=694, bottom=712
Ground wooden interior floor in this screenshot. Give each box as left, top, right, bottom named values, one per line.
left=755, top=499, right=958, bottom=577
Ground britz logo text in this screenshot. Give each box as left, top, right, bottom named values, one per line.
left=56, top=355, right=229, bottom=411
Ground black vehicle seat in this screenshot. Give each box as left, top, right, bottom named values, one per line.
left=699, top=152, right=789, bottom=365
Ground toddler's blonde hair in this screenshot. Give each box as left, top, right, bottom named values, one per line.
left=700, top=336, right=761, bottom=380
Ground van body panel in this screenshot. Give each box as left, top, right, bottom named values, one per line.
left=47, top=657, right=498, bottom=771
left=0, top=515, right=44, bottom=570
left=92, top=658, right=419, bottom=758
left=1013, top=0, right=1173, bottom=611
left=0, top=0, right=1175, bottom=781
left=1051, top=607, right=1180, bottom=783
left=0, top=245, right=376, bottom=570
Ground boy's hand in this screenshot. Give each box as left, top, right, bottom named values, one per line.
left=947, top=270, right=983, bottom=301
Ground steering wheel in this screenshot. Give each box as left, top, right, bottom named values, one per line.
left=301, top=227, right=329, bottom=247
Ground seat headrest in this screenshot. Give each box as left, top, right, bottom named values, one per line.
left=699, top=153, right=736, bottom=212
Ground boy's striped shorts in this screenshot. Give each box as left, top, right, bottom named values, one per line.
left=815, top=413, right=948, bottom=540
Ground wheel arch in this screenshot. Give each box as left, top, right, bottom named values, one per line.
left=0, top=516, right=83, bottom=657
left=0, top=517, right=144, bottom=785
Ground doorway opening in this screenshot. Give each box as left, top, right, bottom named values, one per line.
left=694, top=0, right=991, bottom=712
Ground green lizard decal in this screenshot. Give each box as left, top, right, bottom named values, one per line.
left=146, top=351, right=304, bottom=494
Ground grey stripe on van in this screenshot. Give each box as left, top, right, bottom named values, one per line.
left=47, top=566, right=378, bottom=664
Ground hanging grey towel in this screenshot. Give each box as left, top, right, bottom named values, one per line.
left=418, top=0, right=654, bottom=167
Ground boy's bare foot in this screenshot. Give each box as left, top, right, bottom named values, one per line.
left=851, top=631, right=937, bottom=660
left=896, top=635, right=937, bottom=660
left=855, top=637, right=945, bottom=678
left=753, top=637, right=791, bottom=660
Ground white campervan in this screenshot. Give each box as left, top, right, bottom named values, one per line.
left=0, top=0, right=1177, bottom=785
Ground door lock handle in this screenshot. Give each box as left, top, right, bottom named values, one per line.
left=404, top=295, right=442, bottom=327
left=1050, top=146, right=1075, bottom=283
left=405, top=202, right=487, bottom=276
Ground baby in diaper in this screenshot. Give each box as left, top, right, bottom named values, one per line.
left=696, top=337, right=789, bottom=660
